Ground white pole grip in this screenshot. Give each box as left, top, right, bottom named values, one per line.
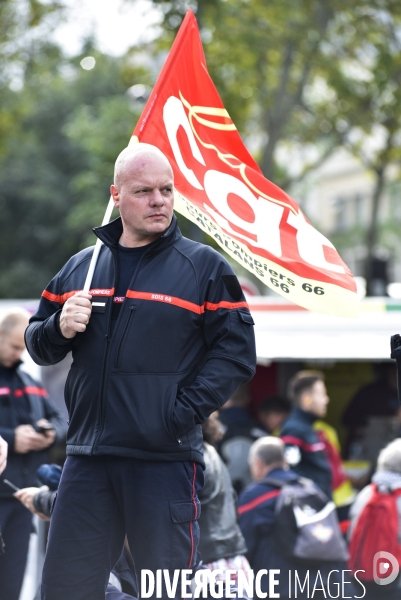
left=83, top=196, right=115, bottom=293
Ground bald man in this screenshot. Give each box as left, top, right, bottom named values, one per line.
left=25, top=144, right=256, bottom=600
left=0, top=308, right=64, bottom=600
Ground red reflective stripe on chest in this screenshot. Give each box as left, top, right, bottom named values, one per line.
left=42, top=288, right=114, bottom=304
left=0, top=387, right=10, bottom=395
left=238, top=489, right=281, bottom=515
left=14, top=387, right=47, bottom=398
left=126, top=291, right=204, bottom=314
left=125, top=291, right=249, bottom=313
left=281, top=435, right=325, bottom=453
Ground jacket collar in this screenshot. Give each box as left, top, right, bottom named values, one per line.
left=0, top=360, right=22, bottom=377
left=261, top=467, right=299, bottom=485
left=292, top=406, right=319, bottom=425
left=93, top=214, right=182, bottom=254
left=263, top=467, right=290, bottom=480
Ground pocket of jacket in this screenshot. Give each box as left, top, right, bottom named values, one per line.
left=63, top=369, right=72, bottom=416
left=101, top=376, right=179, bottom=451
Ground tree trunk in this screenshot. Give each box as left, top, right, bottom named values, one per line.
left=364, top=166, right=386, bottom=295
left=258, top=1, right=332, bottom=181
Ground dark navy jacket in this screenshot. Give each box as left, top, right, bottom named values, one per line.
left=0, top=368, right=65, bottom=497
left=25, top=215, right=256, bottom=466
left=238, top=469, right=296, bottom=576
left=280, top=407, right=332, bottom=499
left=238, top=468, right=344, bottom=599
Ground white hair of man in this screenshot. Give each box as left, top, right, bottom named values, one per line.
left=0, top=307, right=30, bottom=336
left=248, top=436, right=286, bottom=468
left=377, top=438, right=401, bottom=475
left=114, top=143, right=172, bottom=187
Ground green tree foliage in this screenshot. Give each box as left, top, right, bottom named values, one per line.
left=0, top=0, right=64, bottom=153
left=0, top=42, right=148, bottom=298
left=325, top=8, right=401, bottom=292
left=0, top=0, right=63, bottom=79
left=150, top=0, right=401, bottom=184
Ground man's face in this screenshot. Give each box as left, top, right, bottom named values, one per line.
left=303, top=380, right=330, bottom=418
left=0, top=325, right=26, bottom=368
left=111, top=153, right=174, bottom=245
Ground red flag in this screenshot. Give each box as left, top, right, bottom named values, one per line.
left=132, top=11, right=358, bottom=317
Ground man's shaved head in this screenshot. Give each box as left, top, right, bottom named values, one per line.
left=110, top=142, right=175, bottom=247
left=0, top=307, right=30, bottom=368
left=0, top=308, right=30, bottom=335
left=114, top=144, right=173, bottom=188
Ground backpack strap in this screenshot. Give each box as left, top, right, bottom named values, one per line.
left=374, top=483, right=401, bottom=496
left=298, top=476, right=316, bottom=488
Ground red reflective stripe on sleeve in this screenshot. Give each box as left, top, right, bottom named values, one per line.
left=340, top=520, right=351, bottom=534
left=14, top=387, right=48, bottom=398
left=42, top=290, right=77, bottom=304
left=42, top=288, right=114, bottom=305
left=25, top=386, right=48, bottom=397
left=281, top=435, right=325, bottom=453
left=126, top=291, right=204, bottom=314
left=0, top=387, right=10, bottom=395
left=204, top=300, right=249, bottom=311
left=238, top=489, right=281, bottom=515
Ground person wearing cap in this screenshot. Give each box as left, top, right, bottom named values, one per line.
left=25, top=143, right=256, bottom=600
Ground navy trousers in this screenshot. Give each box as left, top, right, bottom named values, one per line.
left=41, top=455, right=203, bottom=600
left=0, top=498, right=33, bottom=600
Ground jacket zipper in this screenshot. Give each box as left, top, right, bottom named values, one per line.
left=92, top=246, right=152, bottom=453
left=114, top=306, right=135, bottom=368
left=91, top=246, right=118, bottom=454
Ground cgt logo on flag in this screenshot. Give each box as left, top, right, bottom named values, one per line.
left=133, top=10, right=358, bottom=317
left=373, top=551, right=400, bottom=586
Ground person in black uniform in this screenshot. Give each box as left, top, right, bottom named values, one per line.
left=0, top=308, right=64, bottom=600
left=279, top=370, right=332, bottom=499
left=25, top=144, right=256, bottom=600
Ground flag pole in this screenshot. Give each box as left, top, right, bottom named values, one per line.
left=83, top=196, right=115, bottom=293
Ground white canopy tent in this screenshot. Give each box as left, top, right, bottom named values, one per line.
left=247, top=297, right=401, bottom=362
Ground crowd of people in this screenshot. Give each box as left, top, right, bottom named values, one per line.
left=0, top=143, right=400, bottom=600
left=220, top=371, right=401, bottom=599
